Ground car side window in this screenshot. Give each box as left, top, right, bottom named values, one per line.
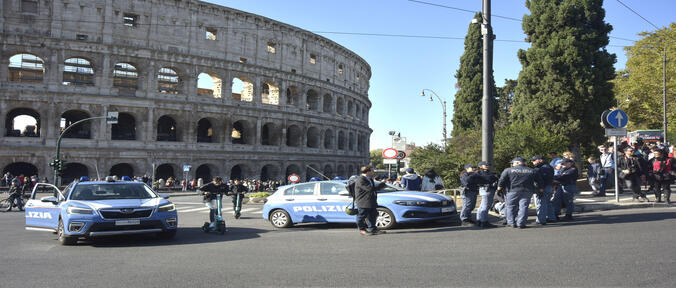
left=320, top=183, right=346, bottom=196
left=284, top=183, right=315, bottom=196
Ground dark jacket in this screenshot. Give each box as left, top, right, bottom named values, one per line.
left=400, top=174, right=422, bottom=191
left=230, top=184, right=248, bottom=195
left=477, top=170, right=499, bottom=190
left=354, top=175, right=386, bottom=209
left=199, top=182, right=229, bottom=202
left=460, top=172, right=492, bottom=193
left=497, top=164, right=543, bottom=194
left=554, top=166, right=578, bottom=186
left=617, top=155, right=642, bottom=179
left=534, top=163, right=555, bottom=187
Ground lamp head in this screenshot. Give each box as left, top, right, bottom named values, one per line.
left=420, top=91, right=425, bottom=97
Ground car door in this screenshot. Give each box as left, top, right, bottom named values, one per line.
left=319, top=182, right=353, bottom=222
left=24, top=183, right=64, bottom=231
left=282, top=183, right=319, bottom=223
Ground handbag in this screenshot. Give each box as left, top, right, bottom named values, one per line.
left=344, top=198, right=358, bottom=215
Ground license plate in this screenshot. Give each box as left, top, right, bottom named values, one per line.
left=115, top=220, right=140, bottom=226
left=441, top=207, right=453, bottom=213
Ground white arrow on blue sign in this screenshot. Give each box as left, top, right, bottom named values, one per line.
left=606, top=109, right=628, bottom=128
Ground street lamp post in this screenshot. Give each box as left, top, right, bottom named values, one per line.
left=420, top=89, right=447, bottom=143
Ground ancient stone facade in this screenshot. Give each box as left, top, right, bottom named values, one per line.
left=0, top=0, right=372, bottom=184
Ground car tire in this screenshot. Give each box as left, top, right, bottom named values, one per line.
left=58, top=219, right=77, bottom=246
left=376, top=207, right=396, bottom=230
left=269, top=209, right=292, bottom=228
left=158, top=229, right=177, bottom=239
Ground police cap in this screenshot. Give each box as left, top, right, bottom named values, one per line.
left=464, top=164, right=476, bottom=169
left=529, top=155, right=544, bottom=161
left=477, top=161, right=489, bottom=167
left=510, top=157, right=526, bottom=163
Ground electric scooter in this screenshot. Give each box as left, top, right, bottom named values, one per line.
left=234, top=192, right=243, bottom=219
left=202, top=193, right=226, bottom=234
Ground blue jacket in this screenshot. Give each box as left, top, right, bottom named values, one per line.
left=401, top=174, right=422, bottom=191
left=554, top=166, right=578, bottom=186
left=461, top=172, right=492, bottom=193
left=497, top=164, right=543, bottom=193
left=534, top=163, right=555, bottom=187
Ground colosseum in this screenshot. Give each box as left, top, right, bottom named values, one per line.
left=0, top=0, right=372, bottom=185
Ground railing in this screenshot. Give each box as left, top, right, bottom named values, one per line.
left=430, top=188, right=463, bottom=204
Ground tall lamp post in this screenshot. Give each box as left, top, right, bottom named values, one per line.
left=641, top=38, right=674, bottom=144
left=420, top=89, right=447, bottom=143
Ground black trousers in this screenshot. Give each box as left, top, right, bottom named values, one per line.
left=622, top=175, right=645, bottom=199
left=231, top=194, right=243, bottom=212
left=653, top=180, right=672, bottom=202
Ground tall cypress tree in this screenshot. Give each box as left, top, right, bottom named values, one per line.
left=512, top=0, right=616, bottom=154
left=451, top=12, right=496, bottom=137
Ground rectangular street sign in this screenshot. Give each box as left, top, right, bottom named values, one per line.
left=605, top=128, right=627, bottom=137
left=383, top=159, right=398, bottom=165
left=106, top=111, right=119, bottom=124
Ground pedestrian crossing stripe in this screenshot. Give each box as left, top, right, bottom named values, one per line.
left=176, top=205, right=262, bottom=214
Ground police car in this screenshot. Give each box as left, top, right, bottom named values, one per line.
left=262, top=180, right=457, bottom=229
left=24, top=177, right=178, bottom=245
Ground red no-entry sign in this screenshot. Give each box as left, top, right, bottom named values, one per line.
left=287, top=174, right=300, bottom=183
left=382, top=148, right=398, bottom=159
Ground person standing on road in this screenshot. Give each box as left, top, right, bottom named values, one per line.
left=598, top=145, right=615, bottom=197
left=400, top=168, right=422, bottom=191
left=497, top=157, right=543, bottom=229
left=230, top=179, right=248, bottom=219
left=617, top=146, right=649, bottom=202
left=354, top=165, right=387, bottom=235
left=531, top=155, right=555, bottom=225
left=648, top=149, right=673, bottom=204
left=475, top=162, right=498, bottom=228
left=421, top=168, right=444, bottom=191
left=199, top=176, right=229, bottom=222
left=552, top=159, right=578, bottom=221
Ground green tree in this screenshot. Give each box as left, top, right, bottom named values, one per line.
left=495, top=79, right=517, bottom=128
left=512, top=0, right=616, bottom=156
left=615, top=23, right=676, bottom=143
left=451, top=12, right=497, bottom=136
left=369, top=149, right=385, bottom=169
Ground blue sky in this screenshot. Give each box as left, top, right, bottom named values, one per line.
left=209, top=0, right=675, bottom=150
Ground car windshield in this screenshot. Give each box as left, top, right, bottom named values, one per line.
left=375, top=182, right=404, bottom=193
left=70, top=183, right=157, bottom=200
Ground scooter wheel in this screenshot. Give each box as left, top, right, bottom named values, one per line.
left=218, top=222, right=226, bottom=234
left=202, top=222, right=210, bottom=233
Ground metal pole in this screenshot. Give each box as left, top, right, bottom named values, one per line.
left=663, top=46, right=668, bottom=144
left=481, top=0, right=494, bottom=168
left=54, top=116, right=107, bottom=186
left=442, top=100, right=447, bottom=144
left=614, top=137, right=620, bottom=203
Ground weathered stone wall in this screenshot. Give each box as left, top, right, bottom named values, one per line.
left=0, top=0, right=372, bottom=182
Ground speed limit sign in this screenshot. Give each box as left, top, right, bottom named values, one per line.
left=287, top=174, right=300, bottom=183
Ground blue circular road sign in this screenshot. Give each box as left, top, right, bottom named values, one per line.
left=607, top=110, right=628, bottom=128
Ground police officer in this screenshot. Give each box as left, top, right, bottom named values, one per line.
left=551, top=158, right=578, bottom=221
left=530, top=155, right=555, bottom=224
left=476, top=161, right=498, bottom=228
left=497, top=157, right=543, bottom=229
left=460, top=164, right=491, bottom=226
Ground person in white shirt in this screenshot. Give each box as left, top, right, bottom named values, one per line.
left=598, top=145, right=615, bottom=197
left=421, top=168, right=444, bottom=191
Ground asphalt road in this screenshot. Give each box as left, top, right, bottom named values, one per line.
left=1, top=195, right=674, bottom=288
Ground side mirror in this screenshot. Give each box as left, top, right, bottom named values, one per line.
left=158, top=193, right=170, bottom=199
left=338, top=191, right=350, bottom=196
left=40, top=196, right=58, bottom=204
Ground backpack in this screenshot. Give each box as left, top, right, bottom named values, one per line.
left=346, top=180, right=356, bottom=198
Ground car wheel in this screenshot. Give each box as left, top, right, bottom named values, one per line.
left=269, top=209, right=292, bottom=228
left=158, top=230, right=177, bottom=239
left=58, top=219, right=77, bottom=246
left=376, top=207, right=396, bottom=230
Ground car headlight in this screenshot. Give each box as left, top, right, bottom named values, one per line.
left=158, top=203, right=176, bottom=212
left=394, top=200, right=428, bottom=206
left=67, top=206, right=94, bottom=214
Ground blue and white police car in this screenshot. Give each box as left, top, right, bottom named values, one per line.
left=24, top=177, right=178, bottom=245
left=262, top=180, right=457, bottom=229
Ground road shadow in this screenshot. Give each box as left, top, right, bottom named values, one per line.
left=275, top=215, right=473, bottom=234
left=77, top=226, right=269, bottom=247
left=551, top=210, right=676, bottom=227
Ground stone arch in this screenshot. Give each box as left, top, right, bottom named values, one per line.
left=285, top=164, right=301, bottom=179
left=157, top=115, right=179, bottom=142
left=157, top=67, right=180, bottom=94
left=286, top=85, right=299, bottom=106
left=197, top=118, right=214, bottom=143
left=61, top=163, right=89, bottom=184
left=111, top=112, right=136, bottom=140
left=231, top=120, right=252, bottom=145
left=5, top=107, right=40, bottom=137
left=155, top=163, right=176, bottom=180
left=262, top=122, right=281, bottom=146
left=349, top=132, right=355, bottom=151
left=195, top=164, right=215, bottom=182
left=60, top=110, right=91, bottom=139
left=229, top=163, right=250, bottom=180
left=337, top=165, right=346, bottom=178
left=355, top=105, right=361, bottom=119
left=260, top=164, right=281, bottom=181
left=232, top=76, right=253, bottom=102
left=323, top=93, right=332, bottom=112
left=338, top=131, right=346, bottom=150
left=63, top=57, right=95, bottom=86
left=323, top=164, right=334, bottom=178
left=336, top=97, right=344, bottom=115
left=286, top=125, right=302, bottom=147
left=324, top=129, right=334, bottom=149
left=261, top=81, right=280, bottom=105
left=8, top=53, right=45, bottom=83
left=109, top=163, right=134, bottom=178
left=198, top=72, right=222, bottom=98
left=3, top=162, right=38, bottom=178
left=347, top=99, right=355, bottom=116
left=306, top=126, right=320, bottom=148
left=306, top=89, right=320, bottom=111
left=112, top=62, right=139, bottom=91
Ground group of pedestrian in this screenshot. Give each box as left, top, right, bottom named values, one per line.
left=2, top=173, right=40, bottom=212
left=396, top=168, right=445, bottom=192
left=199, top=177, right=250, bottom=222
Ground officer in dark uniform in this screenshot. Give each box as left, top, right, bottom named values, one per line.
left=552, top=158, right=578, bottom=221
left=459, top=164, right=486, bottom=226
left=497, top=157, right=543, bottom=228
left=530, top=155, right=555, bottom=224
left=476, top=161, right=498, bottom=228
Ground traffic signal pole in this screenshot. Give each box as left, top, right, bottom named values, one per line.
left=53, top=116, right=108, bottom=186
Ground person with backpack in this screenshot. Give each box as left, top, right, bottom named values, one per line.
left=648, top=149, right=673, bottom=204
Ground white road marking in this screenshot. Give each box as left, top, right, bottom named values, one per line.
left=178, top=207, right=209, bottom=213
